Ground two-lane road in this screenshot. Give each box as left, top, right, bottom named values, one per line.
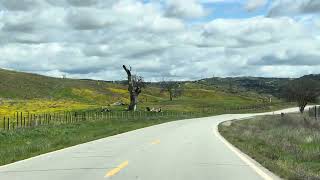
left=0, top=107, right=302, bottom=180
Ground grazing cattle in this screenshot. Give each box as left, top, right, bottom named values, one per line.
left=112, top=102, right=126, bottom=106
left=101, top=108, right=111, bottom=112
left=146, top=107, right=162, bottom=113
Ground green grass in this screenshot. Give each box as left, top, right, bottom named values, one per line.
left=0, top=68, right=283, bottom=117
left=0, top=103, right=295, bottom=166
left=0, top=112, right=202, bottom=166
left=219, top=114, right=320, bottom=179
left=0, top=69, right=292, bottom=130
left=0, top=68, right=292, bottom=166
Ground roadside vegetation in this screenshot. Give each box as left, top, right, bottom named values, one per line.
left=0, top=68, right=282, bottom=117
left=0, top=68, right=294, bottom=166
left=0, top=103, right=293, bottom=166
left=219, top=113, right=320, bottom=179
left=0, top=113, right=194, bottom=166
left=0, top=99, right=95, bottom=116
left=283, top=77, right=320, bottom=113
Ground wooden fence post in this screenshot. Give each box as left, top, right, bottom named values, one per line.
left=3, top=117, right=5, bottom=131
left=7, top=117, right=10, bottom=130
left=20, top=112, right=23, bottom=127
left=16, top=112, right=18, bottom=128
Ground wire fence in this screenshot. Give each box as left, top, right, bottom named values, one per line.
left=0, top=104, right=274, bottom=131
left=309, top=106, right=320, bottom=120
left=0, top=110, right=198, bottom=131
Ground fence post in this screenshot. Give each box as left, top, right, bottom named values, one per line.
left=27, top=112, right=30, bottom=127
left=3, top=116, right=5, bottom=131
left=7, top=117, right=10, bottom=130
left=16, top=112, right=18, bottom=128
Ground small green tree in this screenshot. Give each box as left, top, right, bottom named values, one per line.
left=284, top=78, right=320, bottom=113
left=160, top=81, right=183, bottom=101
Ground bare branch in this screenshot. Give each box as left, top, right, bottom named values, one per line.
left=160, top=80, right=183, bottom=101
left=283, top=78, right=320, bottom=113
left=122, top=65, right=145, bottom=111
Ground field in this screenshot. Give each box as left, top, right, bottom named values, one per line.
left=0, top=99, right=96, bottom=116
left=0, top=112, right=196, bottom=166
left=219, top=113, right=320, bottom=179
left=0, top=105, right=295, bottom=166
left=0, top=68, right=292, bottom=166
left=0, top=68, right=283, bottom=118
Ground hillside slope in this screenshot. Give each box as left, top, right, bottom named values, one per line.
left=0, top=69, right=282, bottom=116
left=199, top=77, right=291, bottom=97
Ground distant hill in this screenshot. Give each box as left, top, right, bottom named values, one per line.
left=197, top=77, right=293, bottom=97
left=3, top=68, right=318, bottom=100
left=0, top=68, right=111, bottom=100
left=301, top=74, right=320, bottom=81
left=0, top=68, right=279, bottom=115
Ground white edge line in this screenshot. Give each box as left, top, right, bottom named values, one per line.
left=214, top=106, right=314, bottom=180
left=0, top=106, right=309, bottom=171
left=214, top=125, right=278, bottom=180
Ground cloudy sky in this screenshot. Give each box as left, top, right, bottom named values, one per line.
left=0, top=0, right=319, bottom=81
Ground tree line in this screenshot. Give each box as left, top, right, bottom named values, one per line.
left=123, top=65, right=320, bottom=113
left=283, top=76, right=320, bottom=113
left=123, top=65, right=182, bottom=111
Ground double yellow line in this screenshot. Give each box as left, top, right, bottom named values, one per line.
left=105, top=161, right=129, bottom=178
left=151, top=139, right=161, bottom=145
left=105, top=139, right=160, bottom=178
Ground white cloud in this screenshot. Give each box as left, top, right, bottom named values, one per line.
left=165, top=0, right=208, bottom=19
left=245, top=0, right=267, bottom=11
left=66, top=0, right=97, bottom=7
left=0, top=0, right=48, bottom=11
left=200, top=0, right=240, bottom=3
left=203, top=17, right=308, bottom=47
left=0, top=0, right=319, bottom=81
left=268, top=0, right=320, bottom=17
left=66, top=7, right=114, bottom=30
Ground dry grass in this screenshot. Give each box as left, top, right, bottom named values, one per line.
left=219, top=114, right=320, bottom=179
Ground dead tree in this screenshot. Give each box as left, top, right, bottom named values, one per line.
left=160, top=81, right=182, bottom=101
left=284, top=78, right=320, bottom=113
left=123, top=65, right=145, bottom=111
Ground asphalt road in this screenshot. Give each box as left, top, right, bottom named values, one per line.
left=0, top=107, right=303, bottom=180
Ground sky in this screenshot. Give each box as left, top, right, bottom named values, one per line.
left=0, top=0, right=319, bottom=81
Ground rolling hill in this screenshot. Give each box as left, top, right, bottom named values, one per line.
left=198, top=77, right=292, bottom=97
left=0, top=68, right=288, bottom=116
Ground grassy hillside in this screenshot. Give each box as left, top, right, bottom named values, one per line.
left=199, top=77, right=291, bottom=97
left=301, top=74, right=320, bottom=81
left=0, top=69, right=284, bottom=116
left=0, top=69, right=292, bottom=166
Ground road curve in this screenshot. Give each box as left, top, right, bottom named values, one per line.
left=0, top=107, right=303, bottom=180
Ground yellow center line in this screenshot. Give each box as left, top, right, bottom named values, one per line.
left=105, top=161, right=129, bottom=178
left=151, top=139, right=160, bottom=145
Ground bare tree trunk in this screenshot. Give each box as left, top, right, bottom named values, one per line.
left=129, top=93, right=138, bottom=111
left=123, top=65, right=141, bottom=111
left=169, top=90, right=173, bottom=101
left=298, top=101, right=307, bottom=114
